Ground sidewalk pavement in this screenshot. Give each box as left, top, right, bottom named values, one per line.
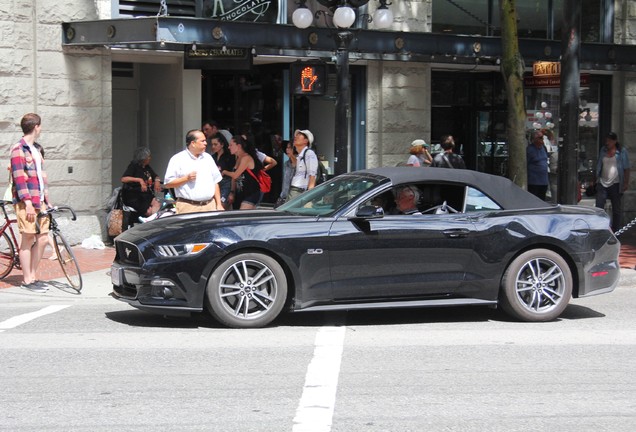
left=0, top=246, right=115, bottom=290
left=1, top=230, right=635, bottom=293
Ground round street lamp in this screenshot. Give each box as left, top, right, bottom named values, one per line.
left=292, top=0, right=394, bottom=174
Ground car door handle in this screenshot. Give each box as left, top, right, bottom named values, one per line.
left=442, top=228, right=471, bottom=238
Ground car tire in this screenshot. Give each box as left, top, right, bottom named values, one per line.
left=206, top=252, right=288, bottom=328
left=499, top=248, right=572, bottom=322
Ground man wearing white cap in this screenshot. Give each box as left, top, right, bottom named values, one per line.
left=287, top=129, right=318, bottom=201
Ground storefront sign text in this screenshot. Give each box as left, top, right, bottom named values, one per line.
left=533, top=61, right=561, bottom=77
left=184, top=47, right=253, bottom=70
left=204, top=0, right=279, bottom=23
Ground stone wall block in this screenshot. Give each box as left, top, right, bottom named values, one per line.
left=366, top=154, right=382, bottom=168
left=42, top=131, right=102, bottom=159
left=37, top=52, right=68, bottom=79
left=0, top=21, right=32, bottom=49
left=54, top=185, right=107, bottom=212
left=0, top=104, right=34, bottom=133
left=40, top=106, right=106, bottom=135
left=37, top=24, right=63, bottom=52
left=382, top=68, right=429, bottom=89
left=0, top=48, right=33, bottom=76
left=383, top=132, right=426, bottom=155
left=627, top=20, right=636, bottom=41
left=70, top=79, right=104, bottom=107
left=0, top=22, right=12, bottom=48
left=623, top=94, right=636, bottom=115
left=381, top=109, right=428, bottom=132
left=39, top=1, right=99, bottom=24
left=37, top=53, right=104, bottom=80
left=382, top=87, right=428, bottom=111
left=624, top=77, right=636, bottom=96
left=64, top=55, right=106, bottom=81
left=47, top=159, right=102, bottom=187
left=39, top=79, right=71, bottom=106
left=366, top=108, right=379, bottom=134
left=3, top=1, right=32, bottom=22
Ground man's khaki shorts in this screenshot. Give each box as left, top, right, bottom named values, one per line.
left=175, top=200, right=217, bottom=215
left=16, top=201, right=50, bottom=235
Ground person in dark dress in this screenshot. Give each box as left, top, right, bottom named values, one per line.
left=210, top=133, right=236, bottom=210
left=120, top=147, right=161, bottom=217
left=223, top=135, right=262, bottom=210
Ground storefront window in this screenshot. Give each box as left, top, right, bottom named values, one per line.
left=432, top=0, right=491, bottom=35
left=516, top=0, right=549, bottom=39
left=524, top=82, right=601, bottom=198
left=433, top=0, right=607, bottom=42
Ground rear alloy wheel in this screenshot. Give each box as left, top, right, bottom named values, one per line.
left=500, top=249, right=572, bottom=322
left=206, top=252, right=287, bottom=328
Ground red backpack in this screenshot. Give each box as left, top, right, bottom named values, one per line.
left=247, top=168, right=272, bottom=193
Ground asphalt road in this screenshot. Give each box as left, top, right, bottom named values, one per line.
left=1, top=270, right=636, bottom=432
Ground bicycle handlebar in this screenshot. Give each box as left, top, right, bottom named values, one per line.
left=39, top=205, right=77, bottom=221
left=35, top=205, right=78, bottom=234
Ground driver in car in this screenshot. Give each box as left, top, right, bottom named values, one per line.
left=393, top=185, right=422, bottom=215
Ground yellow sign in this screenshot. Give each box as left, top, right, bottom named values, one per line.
left=533, top=61, right=561, bottom=77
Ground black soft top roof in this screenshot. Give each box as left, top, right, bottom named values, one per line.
left=355, top=167, right=552, bottom=210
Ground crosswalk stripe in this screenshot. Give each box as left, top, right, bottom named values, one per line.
left=0, top=305, right=71, bottom=331
left=292, top=326, right=346, bottom=432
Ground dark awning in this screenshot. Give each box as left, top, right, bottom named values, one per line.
left=62, top=17, right=636, bottom=71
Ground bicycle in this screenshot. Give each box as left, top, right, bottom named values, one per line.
left=37, top=206, right=83, bottom=292
left=0, top=200, right=22, bottom=278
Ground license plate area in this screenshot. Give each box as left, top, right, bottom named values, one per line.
left=111, top=265, right=123, bottom=286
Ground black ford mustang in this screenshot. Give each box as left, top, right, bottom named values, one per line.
left=111, top=167, right=620, bottom=328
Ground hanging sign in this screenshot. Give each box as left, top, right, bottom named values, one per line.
left=184, top=46, right=252, bottom=70
left=203, top=0, right=280, bottom=23
left=524, top=74, right=590, bottom=88
left=533, top=61, right=561, bottom=77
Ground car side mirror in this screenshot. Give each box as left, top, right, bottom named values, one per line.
left=353, top=205, right=384, bottom=220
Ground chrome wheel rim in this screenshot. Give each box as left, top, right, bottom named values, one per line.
left=514, top=257, right=566, bottom=313
left=218, top=259, right=278, bottom=320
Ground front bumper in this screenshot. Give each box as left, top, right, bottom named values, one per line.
left=111, top=262, right=205, bottom=314
left=110, top=239, right=223, bottom=314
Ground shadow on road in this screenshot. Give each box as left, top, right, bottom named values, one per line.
left=104, top=302, right=607, bottom=329
left=105, top=310, right=226, bottom=329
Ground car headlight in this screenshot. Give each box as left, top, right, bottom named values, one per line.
left=156, top=243, right=210, bottom=257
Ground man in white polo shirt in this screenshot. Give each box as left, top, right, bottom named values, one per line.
left=164, top=129, right=224, bottom=214
left=287, top=129, right=318, bottom=202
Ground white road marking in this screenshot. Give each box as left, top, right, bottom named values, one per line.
left=292, top=326, right=346, bottom=432
left=0, top=305, right=70, bottom=332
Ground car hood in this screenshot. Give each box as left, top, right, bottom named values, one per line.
left=115, top=209, right=320, bottom=245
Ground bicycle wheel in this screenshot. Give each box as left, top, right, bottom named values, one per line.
left=0, top=231, right=15, bottom=279
left=52, top=231, right=83, bottom=292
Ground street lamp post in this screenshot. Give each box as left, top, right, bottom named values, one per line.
left=334, top=30, right=353, bottom=174
left=292, top=0, right=393, bottom=175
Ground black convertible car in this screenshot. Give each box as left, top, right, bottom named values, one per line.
left=111, top=167, right=620, bottom=328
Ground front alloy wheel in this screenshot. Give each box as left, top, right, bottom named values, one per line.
left=206, top=252, right=287, bottom=328
left=500, top=249, right=573, bottom=322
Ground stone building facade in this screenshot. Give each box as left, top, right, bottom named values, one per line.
left=0, top=0, right=111, bottom=243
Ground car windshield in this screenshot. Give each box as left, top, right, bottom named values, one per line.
left=277, top=175, right=381, bottom=216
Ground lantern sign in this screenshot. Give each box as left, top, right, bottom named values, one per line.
left=291, top=62, right=327, bottom=96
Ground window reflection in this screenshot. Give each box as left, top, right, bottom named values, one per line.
left=432, top=0, right=605, bottom=42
